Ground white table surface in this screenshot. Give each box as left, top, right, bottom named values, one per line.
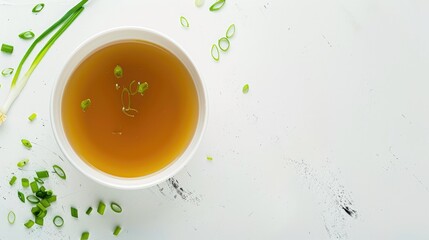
left=1, top=0, right=429, bottom=239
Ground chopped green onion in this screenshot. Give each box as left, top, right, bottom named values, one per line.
left=37, top=210, right=47, bottom=218
left=18, top=191, right=25, bottom=203
left=180, top=16, right=190, bottom=28
left=81, top=232, right=90, bottom=240
left=19, top=31, right=36, bottom=40
left=36, top=170, right=49, bottom=178
left=71, top=207, right=78, bottom=218
left=97, top=201, right=106, bottom=215
left=242, top=84, right=249, bottom=94
left=8, top=211, right=16, bottom=224
left=32, top=3, right=45, bottom=13
left=2, top=68, right=14, bottom=77
left=209, top=0, right=225, bottom=11
left=85, top=207, right=93, bottom=215
left=9, top=176, right=17, bottom=185
left=28, top=113, right=37, bottom=121
left=40, top=199, right=51, bottom=208
left=113, top=226, right=122, bottom=236
left=53, top=216, right=64, bottom=227
left=110, top=202, right=122, bottom=213
left=0, top=2, right=87, bottom=126
left=207, top=156, right=213, bottom=161
left=218, top=37, right=230, bottom=51
left=137, top=82, right=149, bottom=95
left=34, top=177, right=44, bottom=184
left=52, top=165, right=66, bottom=179
left=37, top=202, right=46, bottom=212
left=35, top=216, right=44, bottom=226
left=114, top=65, right=123, bottom=78
left=47, top=195, right=57, bottom=203
left=30, top=181, right=39, bottom=193
left=81, top=99, right=91, bottom=112
left=31, top=206, right=40, bottom=215
left=36, top=190, right=47, bottom=199
left=195, top=0, right=204, bottom=7
left=27, top=195, right=40, bottom=204
left=46, top=190, right=53, bottom=196
left=21, top=139, right=32, bottom=149
left=17, top=158, right=29, bottom=168
left=211, top=44, right=220, bottom=61
left=226, top=24, right=235, bottom=38
left=24, top=219, right=35, bottom=228
left=1, top=44, right=14, bottom=54
left=22, top=178, right=30, bottom=188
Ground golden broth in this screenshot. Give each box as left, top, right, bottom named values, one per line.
left=62, top=40, right=198, bottom=178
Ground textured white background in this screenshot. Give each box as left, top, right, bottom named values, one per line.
left=0, top=0, right=429, bottom=239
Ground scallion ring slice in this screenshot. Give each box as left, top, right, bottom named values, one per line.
left=22, top=178, right=30, bottom=188
left=27, top=195, right=40, bottom=204
left=53, top=216, right=64, bottom=227
left=195, top=0, right=204, bottom=7
left=226, top=24, right=235, bottom=38
left=71, top=207, right=78, bottom=218
left=110, top=202, right=122, bottom=213
left=209, top=0, right=225, bottom=11
left=36, top=170, right=49, bottom=178
left=81, top=99, right=91, bottom=112
left=218, top=37, right=230, bottom=51
left=8, top=211, right=15, bottom=224
left=53, top=165, right=66, bottom=179
left=18, top=191, right=25, bottom=203
left=32, top=3, right=45, bottom=13
left=180, top=16, right=190, bottom=28
left=2, top=68, right=14, bottom=77
left=28, top=113, right=37, bottom=121
left=19, top=31, right=35, bottom=40
left=211, top=44, right=220, bottom=61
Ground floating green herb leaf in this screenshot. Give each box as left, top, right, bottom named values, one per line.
left=114, top=65, right=123, bottom=78
left=137, top=82, right=149, bottom=95
left=32, top=3, right=45, bottom=13
left=180, top=16, right=190, bottom=28
left=19, top=31, right=35, bottom=40
left=209, top=0, right=225, bottom=11
left=81, top=99, right=91, bottom=112
left=2, top=68, right=14, bottom=77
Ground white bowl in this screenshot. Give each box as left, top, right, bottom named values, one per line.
left=51, top=27, right=207, bottom=190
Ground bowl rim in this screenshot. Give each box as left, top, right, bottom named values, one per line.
left=50, top=26, right=208, bottom=190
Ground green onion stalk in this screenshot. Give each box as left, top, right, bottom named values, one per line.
left=0, top=0, right=88, bottom=125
